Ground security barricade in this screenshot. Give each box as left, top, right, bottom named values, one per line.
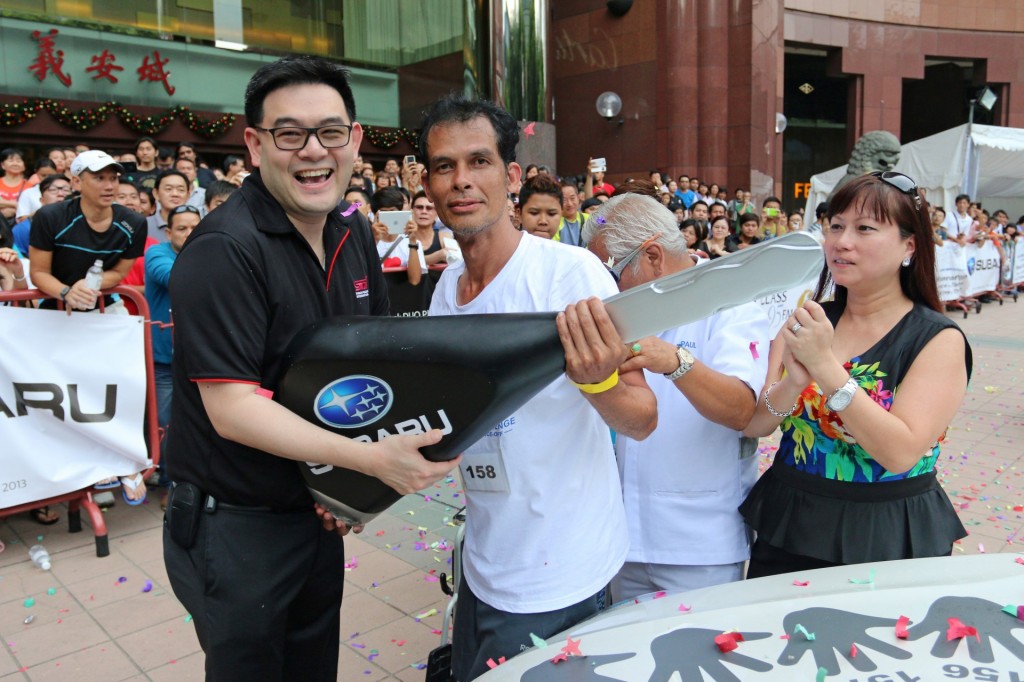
left=0, top=285, right=159, bottom=557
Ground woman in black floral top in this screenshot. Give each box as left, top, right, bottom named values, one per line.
left=741, top=172, right=971, bottom=578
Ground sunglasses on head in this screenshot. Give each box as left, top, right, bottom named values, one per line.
left=870, top=171, right=922, bottom=208
left=170, top=205, right=202, bottom=216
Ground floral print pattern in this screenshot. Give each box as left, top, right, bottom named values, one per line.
left=778, top=358, right=939, bottom=482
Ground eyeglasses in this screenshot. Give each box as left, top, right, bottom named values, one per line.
left=605, top=236, right=659, bottom=283
left=170, top=205, right=202, bottom=217
left=870, top=171, right=921, bottom=207
left=45, top=184, right=72, bottom=194
left=254, top=124, right=354, bottom=151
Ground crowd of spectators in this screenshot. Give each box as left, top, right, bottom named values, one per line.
left=0, top=140, right=242, bottom=516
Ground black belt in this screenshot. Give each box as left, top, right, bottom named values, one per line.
left=171, top=482, right=295, bottom=514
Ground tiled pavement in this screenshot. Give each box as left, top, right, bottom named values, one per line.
left=2, top=298, right=1023, bottom=681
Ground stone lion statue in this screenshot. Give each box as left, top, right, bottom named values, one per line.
left=829, top=131, right=901, bottom=199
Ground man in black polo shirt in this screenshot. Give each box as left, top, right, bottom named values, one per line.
left=29, top=150, right=146, bottom=312
left=164, top=56, right=458, bottom=681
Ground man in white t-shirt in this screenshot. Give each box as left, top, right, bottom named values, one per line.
left=584, top=194, right=770, bottom=600
left=420, top=95, right=657, bottom=681
left=943, top=193, right=973, bottom=239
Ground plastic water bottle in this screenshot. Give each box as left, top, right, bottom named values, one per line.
left=84, top=260, right=103, bottom=310
left=28, top=544, right=51, bottom=571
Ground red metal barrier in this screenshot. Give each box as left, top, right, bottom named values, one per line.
left=0, top=285, right=160, bottom=557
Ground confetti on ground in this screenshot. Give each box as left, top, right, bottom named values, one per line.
left=678, top=603, right=691, bottom=612
left=117, top=576, right=127, bottom=584
left=22, top=616, right=34, bottom=625
left=850, top=643, right=858, bottom=657
left=415, top=608, right=438, bottom=621
left=486, top=656, right=506, bottom=668
left=46, top=588, right=56, bottom=596
left=816, top=667, right=828, bottom=681
left=529, top=633, right=548, bottom=649
left=23, top=598, right=34, bottom=608
left=792, top=580, right=810, bottom=586
left=184, top=614, right=192, bottom=623
left=142, top=580, right=153, bottom=593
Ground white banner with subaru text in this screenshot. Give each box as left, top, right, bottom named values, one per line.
left=1011, top=237, right=1024, bottom=285
left=757, top=278, right=819, bottom=338
left=0, top=306, right=149, bottom=508
left=934, top=242, right=970, bottom=302
left=964, top=240, right=1002, bottom=296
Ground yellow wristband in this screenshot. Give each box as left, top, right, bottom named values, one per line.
left=570, top=370, right=619, bottom=394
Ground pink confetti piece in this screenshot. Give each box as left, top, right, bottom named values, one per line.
left=946, top=617, right=980, bottom=642
left=485, top=657, right=506, bottom=669
left=1015, top=557, right=1024, bottom=565
left=551, top=636, right=583, bottom=663
left=850, top=643, right=858, bottom=658
left=749, top=341, right=760, bottom=360
left=895, top=615, right=910, bottom=639
left=677, top=603, right=691, bottom=612
left=653, top=591, right=667, bottom=599
left=792, top=580, right=809, bottom=587
left=714, top=631, right=744, bottom=653
left=979, top=543, right=986, bottom=553
left=340, top=203, right=361, bottom=217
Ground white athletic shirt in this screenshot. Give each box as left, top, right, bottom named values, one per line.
left=617, top=302, right=770, bottom=566
left=429, top=233, right=628, bottom=613
left=943, top=211, right=972, bottom=238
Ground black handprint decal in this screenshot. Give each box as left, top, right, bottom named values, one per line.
left=519, top=652, right=636, bottom=681
left=904, top=596, right=1024, bottom=663
left=648, top=628, right=774, bottom=682
left=777, top=607, right=911, bottom=674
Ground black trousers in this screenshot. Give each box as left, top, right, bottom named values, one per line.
left=164, top=503, right=344, bottom=682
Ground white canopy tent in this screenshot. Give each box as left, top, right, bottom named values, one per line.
left=806, top=124, right=1024, bottom=220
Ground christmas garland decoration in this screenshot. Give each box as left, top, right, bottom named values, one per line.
left=0, top=98, right=235, bottom=138
left=0, top=98, right=421, bottom=147
left=363, top=125, right=419, bottom=150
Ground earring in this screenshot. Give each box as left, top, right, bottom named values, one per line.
left=902, top=256, right=911, bottom=267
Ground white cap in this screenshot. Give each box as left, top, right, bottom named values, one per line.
left=40, top=560, right=51, bottom=570
left=70, top=150, right=124, bottom=177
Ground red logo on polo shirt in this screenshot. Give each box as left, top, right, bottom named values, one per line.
left=353, top=277, right=369, bottom=299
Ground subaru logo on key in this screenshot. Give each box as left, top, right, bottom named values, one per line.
left=314, top=375, right=394, bottom=428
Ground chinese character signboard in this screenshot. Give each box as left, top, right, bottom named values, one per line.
left=26, top=28, right=177, bottom=96
left=0, top=15, right=401, bottom=126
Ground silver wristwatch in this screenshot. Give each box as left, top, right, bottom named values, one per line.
left=825, top=377, right=859, bottom=412
left=665, top=347, right=695, bottom=381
